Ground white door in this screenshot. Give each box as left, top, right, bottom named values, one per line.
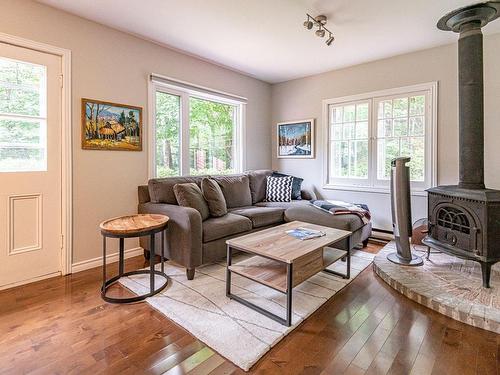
left=0, top=42, right=62, bottom=288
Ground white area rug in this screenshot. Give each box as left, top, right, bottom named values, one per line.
left=119, top=250, right=374, bottom=371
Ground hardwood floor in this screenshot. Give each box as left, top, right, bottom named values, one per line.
left=0, top=242, right=498, bottom=374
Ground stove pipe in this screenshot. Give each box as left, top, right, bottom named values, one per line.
left=458, top=22, right=485, bottom=189
left=437, top=2, right=500, bottom=190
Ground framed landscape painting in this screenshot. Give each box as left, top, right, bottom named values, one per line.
left=81, top=98, right=142, bottom=151
left=277, top=119, right=314, bottom=158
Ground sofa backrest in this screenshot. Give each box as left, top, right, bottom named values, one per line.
left=145, top=169, right=274, bottom=207
left=246, top=169, right=273, bottom=204
left=148, top=176, right=206, bottom=204
left=211, top=174, right=252, bottom=208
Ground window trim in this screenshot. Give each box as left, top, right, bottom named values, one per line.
left=322, top=82, right=438, bottom=195
left=148, top=75, right=246, bottom=179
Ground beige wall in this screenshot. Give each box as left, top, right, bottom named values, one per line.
left=272, top=34, right=500, bottom=230
left=3, top=1, right=500, bottom=256
left=1, top=0, right=272, bottom=263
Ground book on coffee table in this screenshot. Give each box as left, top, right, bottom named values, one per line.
left=285, top=227, right=326, bottom=240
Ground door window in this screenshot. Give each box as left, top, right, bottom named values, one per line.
left=0, top=57, right=47, bottom=172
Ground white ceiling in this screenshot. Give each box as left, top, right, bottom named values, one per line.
left=38, top=0, right=500, bottom=83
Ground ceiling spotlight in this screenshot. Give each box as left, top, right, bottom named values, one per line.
left=314, top=15, right=327, bottom=25
left=302, top=13, right=335, bottom=46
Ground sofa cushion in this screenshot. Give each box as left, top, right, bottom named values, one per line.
left=247, top=169, right=273, bottom=204
left=211, top=174, right=252, bottom=208
left=284, top=204, right=364, bottom=232
left=229, top=206, right=285, bottom=228
left=201, top=177, right=227, bottom=217
left=285, top=205, right=371, bottom=251
left=202, top=213, right=252, bottom=242
left=272, top=172, right=304, bottom=200
left=173, top=183, right=210, bottom=221
left=255, top=200, right=309, bottom=209
left=148, top=176, right=205, bottom=204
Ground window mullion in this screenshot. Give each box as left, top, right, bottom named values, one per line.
left=369, top=98, right=376, bottom=188
left=180, top=93, right=190, bottom=176
left=235, top=104, right=244, bottom=172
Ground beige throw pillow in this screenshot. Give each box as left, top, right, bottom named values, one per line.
left=201, top=178, right=228, bottom=217
left=173, top=183, right=210, bottom=221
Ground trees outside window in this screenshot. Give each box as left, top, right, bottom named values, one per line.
left=189, top=97, right=236, bottom=176
left=155, top=92, right=180, bottom=177
left=0, top=57, right=47, bottom=172
left=153, top=84, right=243, bottom=178
left=329, top=102, right=369, bottom=182
left=375, top=95, right=426, bottom=182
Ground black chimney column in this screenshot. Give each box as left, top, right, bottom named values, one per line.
left=437, top=2, right=500, bottom=190
left=458, top=21, right=485, bottom=190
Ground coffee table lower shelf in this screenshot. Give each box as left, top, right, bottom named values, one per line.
left=226, top=246, right=350, bottom=326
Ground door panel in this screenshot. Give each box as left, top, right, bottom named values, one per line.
left=0, top=42, right=62, bottom=288
left=9, top=194, right=42, bottom=254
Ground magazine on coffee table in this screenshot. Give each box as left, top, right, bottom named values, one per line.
left=285, top=227, right=326, bottom=240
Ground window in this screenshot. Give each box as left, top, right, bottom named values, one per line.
left=324, top=83, right=436, bottom=193
left=375, top=95, right=426, bottom=182
left=189, top=97, right=237, bottom=176
left=155, top=92, right=180, bottom=177
left=330, top=101, right=369, bottom=185
left=150, top=76, right=245, bottom=177
left=0, top=57, right=47, bottom=172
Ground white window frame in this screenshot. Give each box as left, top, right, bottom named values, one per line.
left=148, top=75, right=246, bottom=178
left=322, top=82, right=437, bottom=196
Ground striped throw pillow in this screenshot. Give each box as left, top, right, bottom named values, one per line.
left=265, top=176, right=293, bottom=202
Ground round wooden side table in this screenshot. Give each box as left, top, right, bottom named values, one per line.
left=99, top=214, right=169, bottom=303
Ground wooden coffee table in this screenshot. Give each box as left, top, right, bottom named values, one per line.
left=225, top=221, right=352, bottom=326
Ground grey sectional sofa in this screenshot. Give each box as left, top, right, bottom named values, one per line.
left=138, top=169, right=371, bottom=279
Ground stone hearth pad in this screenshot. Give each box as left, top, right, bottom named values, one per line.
left=373, top=241, right=500, bottom=333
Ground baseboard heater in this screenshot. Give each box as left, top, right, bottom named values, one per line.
left=370, top=229, right=393, bottom=242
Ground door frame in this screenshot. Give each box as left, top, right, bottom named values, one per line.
left=0, top=32, right=73, bottom=276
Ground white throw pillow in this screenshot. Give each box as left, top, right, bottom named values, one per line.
left=265, top=176, right=293, bottom=202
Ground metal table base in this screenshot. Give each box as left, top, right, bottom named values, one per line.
left=225, top=234, right=352, bottom=327
left=101, top=228, right=169, bottom=304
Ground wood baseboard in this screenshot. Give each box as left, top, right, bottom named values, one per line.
left=71, top=247, right=144, bottom=273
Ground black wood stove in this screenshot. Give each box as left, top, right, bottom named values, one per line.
left=423, top=2, right=500, bottom=288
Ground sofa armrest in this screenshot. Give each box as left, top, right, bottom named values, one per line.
left=138, top=202, right=203, bottom=268
left=138, top=185, right=150, bottom=204
left=301, top=188, right=317, bottom=200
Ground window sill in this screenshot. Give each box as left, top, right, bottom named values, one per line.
left=322, top=184, right=428, bottom=197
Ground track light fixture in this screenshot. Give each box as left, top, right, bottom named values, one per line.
left=315, top=27, right=325, bottom=38
left=303, top=13, right=335, bottom=46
